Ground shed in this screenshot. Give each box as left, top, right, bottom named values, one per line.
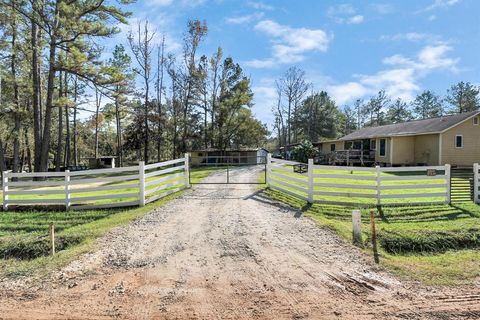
left=190, top=148, right=269, bottom=165
left=87, top=156, right=117, bottom=169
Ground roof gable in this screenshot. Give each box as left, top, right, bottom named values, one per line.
left=340, top=111, right=480, bottom=140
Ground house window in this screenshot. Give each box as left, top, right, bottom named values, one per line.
left=474, top=117, right=479, bottom=125
left=379, top=139, right=386, bottom=156
left=344, top=141, right=352, bottom=149
left=455, top=135, right=463, bottom=148
left=370, top=139, right=376, bottom=150
left=330, top=144, right=336, bottom=152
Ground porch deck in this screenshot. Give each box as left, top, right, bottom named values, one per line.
left=316, top=149, right=376, bottom=166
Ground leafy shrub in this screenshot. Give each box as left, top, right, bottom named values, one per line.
left=292, top=140, right=319, bottom=163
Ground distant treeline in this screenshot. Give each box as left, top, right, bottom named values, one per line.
left=272, top=66, right=479, bottom=149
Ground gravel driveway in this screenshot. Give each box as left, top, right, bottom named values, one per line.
left=0, top=167, right=479, bottom=319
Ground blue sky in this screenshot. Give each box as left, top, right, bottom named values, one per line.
left=112, top=0, right=480, bottom=126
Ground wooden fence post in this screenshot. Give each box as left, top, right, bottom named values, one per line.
left=2, top=171, right=8, bottom=211
left=307, top=158, right=314, bottom=203
left=370, top=211, right=379, bottom=264
left=65, top=170, right=71, bottom=211
left=352, top=209, right=362, bottom=246
left=474, top=163, right=479, bottom=204
left=139, top=161, right=145, bottom=206
left=49, top=223, right=55, bottom=256
left=375, top=166, right=381, bottom=207
left=445, top=164, right=451, bottom=204
left=184, top=153, right=190, bottom=188
left=266, top=153, right=272, bottom=188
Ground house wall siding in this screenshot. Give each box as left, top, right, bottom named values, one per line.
left=442, top=117, right=480, bottom=166
left=391, top=136, right=415, bottom=165
left=414, top=134, right=440, bottom=165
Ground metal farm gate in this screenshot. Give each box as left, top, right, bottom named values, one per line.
left=189, top=155, right=267, bottom=184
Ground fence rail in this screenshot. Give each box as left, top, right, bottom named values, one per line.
left=474, top=163, right=480, bottom=204
left=2, top=155, right=189, bottom=211
left=266, top=155, right=451, bottom=207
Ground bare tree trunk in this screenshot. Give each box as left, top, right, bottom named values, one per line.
left=64, top=73, right=70, bottom=168
left=114, top=88, right=123, bottom=167
left=39, top=0, right=60, bottom=172
left=9, top=11, right=21, bottom=174
left=156, top=37, right=165, bottom=162
left=0, top=139, right=6, bottom=174
left=94, top=86, right=102, bottom=159
left=55, top=71, right=64, bottom=171
left=24, top=127, right=32, bottom=172
left=31, top=0, right=43, bottom=172
left=73, top=76, right=78, bottom=166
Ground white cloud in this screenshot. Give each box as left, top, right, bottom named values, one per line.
left=347, top=15, right=364, bottom=24
left=328, top=44, right=459, bottom=105
left=252, top=85, right=278, bottom=124
left=145, top=0, right=206, bottom=7
left=145, top=0, right=173, bottom=6
left=328, top=82, right=369, bottom=105
left=417, top=45, right=459, bottom=71
left=381, top=32, right=433, bottom=42
left=370, top=3, right=394, bottom=14
left=327, top=4, right=365, bottom=24
left=246, top=20, right=331, bottom=68
left=428, top=14, right=437, bottom=21
left=246, top=1, right=274, bottom=11
left=416, top=0, right=461, bottom=13
left=225, top=12, right=264, bottom=25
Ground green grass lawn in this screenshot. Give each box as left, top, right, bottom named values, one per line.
left=267, top=165, right=480, bottom=286
left=0, top=167, right=214, bottom=279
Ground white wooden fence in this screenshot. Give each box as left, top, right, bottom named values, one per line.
left=1, top=155, right=189, bottom=211
left=267, top=155, right=451, bottom=207
left=473, top=163, right=480, bottom=204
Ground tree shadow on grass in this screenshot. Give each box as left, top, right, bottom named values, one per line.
left=247, top=189, right=309, bottom=219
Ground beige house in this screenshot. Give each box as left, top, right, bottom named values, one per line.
left=316, top=111, right=480, bottom=167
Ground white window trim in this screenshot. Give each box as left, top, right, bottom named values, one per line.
left=455, top=135, right=464, bottom=149
left=379, top=138, right=386, bottom=157
left=474, top=117, right=479, bottom=125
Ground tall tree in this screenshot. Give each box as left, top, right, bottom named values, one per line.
left=108, top=44, right=133, bottom=167
left=297, top=91, right=342, bottom=141
left=446, top=81, right=480, bottom=113
left=128, top=20, right=156, bottom=163
left=386, top=98, right=412, bottom=124
left=180, top=19, right=207, bottom=153
left=155, top=36, right=166, bottom=161
left=16, top=0, right=133, bottom=172
left=209, top=47, right=222, bottom=148
left=215, top=57, right=254, bottom=150
left=411, top=90, right=444, bottom=119
left=277, top=67, right=309, bottom=145
left=365, top=90, right=390, bottom=126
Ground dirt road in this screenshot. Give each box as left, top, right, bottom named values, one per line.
left=0, top=168, right=479, bottom=319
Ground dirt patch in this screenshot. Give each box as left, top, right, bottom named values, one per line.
left=0, top=168, right=479, bottom=319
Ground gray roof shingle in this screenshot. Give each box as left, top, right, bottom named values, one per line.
left=340, top=111, right=480, bottom=141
